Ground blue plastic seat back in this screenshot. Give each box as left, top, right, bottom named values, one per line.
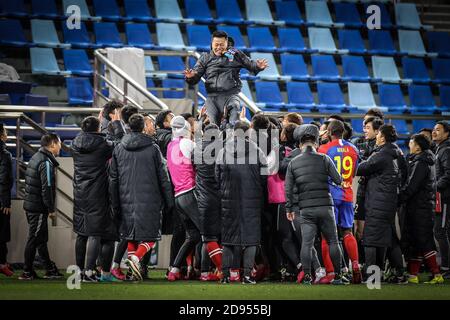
left=63, top=0, right=93, bottom=20
left=187, top=25, right=211, bottom=51
left=338, top=30, right=366, bottom=53
left=308, top=27, right=337, bottom=52
left=317, top=83, right=346, bottom=107
left=432, top=59, right=450, bottom=82
left=408, top=85, right=436, bottom=109
left=412, top=119, right=436, bottom=133
left=342, top=56, right=370, bottom=80
left=351, top=119, right=363, bottom=134
left=93, top=0, right=122, bottom=20
left=185, top=0, right=213, bottom=23
left=278, top=27, right=307, bottom=51
left=364, top=3, right=392, bottom=28
left=395, top=3, right=422, bottom=29
left=427, top=32, right=450, bottom=56
left=312, top=55, right=339, bottom=79
left=94, top=22, right=122, bottom=47
left=440, top=86, right=450, bottom=108
left=63, top=49, right=92, bottom=76
left=372, top=56, right=401, bottom=82
left=247, top=27, right=276, bottom=51
left=378, top=84, right=407, bottom=109
left=275, top=1, right=303, bottom=25
left=402, top=57, right=430, bottom=82
left=155, top=0, right=184, bottom=21
left=368, top=30, right=396, bottom=54
left=245, top=0, right=274, bottom=24
left=398, top=30, right=426, bottom=56
left=217, top=26, right=247, bottom=50
left=145, top=78, right=158, bottom=97
left=157, top=23, right=186, bottom=49
left=389, top=119, right=409, bottom=135
left=0, top=19, right=29, bottom=46
left=0, top=0, right=28, bottom=17
left=287, top=82, right=314, bottom=105
left=62, top=21, right=92, bottom=47
left=124, top=0, right=153, bottom=21
left=30, top=47, right=61, bottom=74
left=158, top=56, right=185, bottom=74
left=280, top=54, right=309, bottom=78
left=348, top=82, right=377, bottom=108
left=126, top=23, right=154, bottom=48
left=305, top=1, right=333, bottom=26
left=334, top=3, right=362, bottom=27
left=255, top=81, right=283, bottom=104
left=66, top=77, right=93, bottom=105
left=31, top=0, right=59, bottom=19
left=215, top=0, right=244, bottom=24
left=250, top=52, right=280, bottom=78
left=162, top=79, right=185, bottom=99
left=31, top=19, right=65, bottom=47
left=241, top=80, right=253, bottom=101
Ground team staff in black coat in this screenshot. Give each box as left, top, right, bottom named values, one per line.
left=216, top=121, right=267, bottom=284
left=20, top=133, right=63, bottom=280
left=0, top=123, right=13, bottom=277
left=71, top=116, right=120, bottom=282
left=110, top=114, right=174, bottom=280
left=155, top=110, right=174, bottom=159
left=432, top=120, right=450, bottom=277
left=356, top=124, right=407, bottom=283
left=400, top=134, right=444, bottom=284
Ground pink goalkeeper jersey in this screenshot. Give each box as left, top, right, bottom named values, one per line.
left=167, top=137, right=196, bottom=197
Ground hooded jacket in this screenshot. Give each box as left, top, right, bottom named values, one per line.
left=71, top=132, right=118, bottom=240
left=155, top=127, right=172, bottom=159
left=110, top=132, right=174, bottom=241
left=436, top=138, right=450, bottom=202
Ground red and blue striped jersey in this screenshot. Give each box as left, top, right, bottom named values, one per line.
left=318, top=139, right=359, bottom=202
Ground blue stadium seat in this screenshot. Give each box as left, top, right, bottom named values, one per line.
left=348, top=82, right=378, bottom=111
left=305, top=1, right=335, bottom=27
left=125, top=23, right=155, bottom=50
left=250, top=52, right=287, bottom=81
left=123, top=0, right=154, bottom=22
left=389, top=119, right=410, bottom=135
left=24, top=94, right=63, bottom=125
left=395, top=3, right=428, bottom=30
left=246, top=0, right=282, bottom=26
left=309, top=27, right=346, bottom=54
left=378, top=84, right=407, bottom=112
left=278, top=28, right=315, bottom=53
left=368, top=30, right=396, bottom=56
left=402, top=57, right=430, bottom=83
left=55, top=125, right=79, bottom=141
left=412, top=119, right=436, bottom=134
left=62, top=21, right=98, bottom=49
left=31, top=0, right=61, bottom=19
left=341, top=56, right=371, bottom=82
left=351, top=119, right=363, bottom=134
left=241, top=80, right=253, bottom=101
left=363, top=3, right=392, bottom=29
left=398, top=30, right=427, bottom=57
left=338, top=30, right=366, bottom=54
left=162, top=79, right=185, bottom=99
left=185, top=0, right=215, bottom=24
left=439, top=86, right=450, bottom=111
left=196, top=81, right=207, bottom=105
left=215, top=0, right=247, bottom=25
left=247, top=27, right=277, bottom=53
left=317, top=83, right=348, bottom=111
left=155, top=0, right=192, bottom=23
left=311, top=55, right=341, bottom=82
left=145, top=78, right=158, bottom=97
left=66, top=77, right=93, bottom=105
left=408, top=85, right=437, bottom=112
left=0, top=0, right=28, bottom=18
left=94, top=22, right=123, bottom=48
left=255, top=81, right=285, bottom=109
left=31, top=19, right=70, bottom=49
left=432, top=59, right=450, bottom=84
left=63, top=0, right=100, bottom=21
left=280, top=54, right=310, bottom=81
left=286, top=82, right=315, bottom=110
left=157, top=23, right=194, bottom=50
left=334, top=3, right=363, bottom=28
left=63, top=49, right=93, bottom=76
left=0, top=19, right=34, bottom=47
left=158, top=56, right=185, bottom=79
left=93, top=0, right=123, bottom=21
left=186, top=25, right=211, bottom=52
left=426, top=32, right=450, bottom=58
left=372, top=56, right=402, bottom=83
left=217, top=26, right=247, bottom=51
left=275, top=1, right=304, bottom=26
left=30, top=48, right=68, bottom=75
left=145, top=56, right=164, bottom=78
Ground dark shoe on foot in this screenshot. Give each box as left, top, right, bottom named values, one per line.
left=242, top=276, right=256, bottom=284
left=220, top=276, right=231, bottom=284
left=302, top=273, right=313, bottom=285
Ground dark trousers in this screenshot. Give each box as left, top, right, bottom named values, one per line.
left=75, top=234, right=88, bottom=270
left=434, top=203, right=450, bottom=269
left=0, top=242, right=7, bottom=265
left=223, top=245, right=256, bottom=278
left=24, top=212, right=52, bottom=272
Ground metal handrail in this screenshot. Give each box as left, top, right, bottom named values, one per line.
left=94, top=49, right=169, bottom=111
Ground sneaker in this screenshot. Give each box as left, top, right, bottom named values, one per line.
left=230, top=269, right=240, bottom=282
left=168, top=271, right=181, bottom=281
left=220, top=276, right=230, bottom=284
left=389, top=275, right=408, bottom=285
left=125, top=257, right=142, bottom=281
left=296, top=270, right=305, bottom=284
left=352, top=269, right=362, bottom=284
left=441, top=269, right=450, bottom=279
left=44, top=267, right=64, bottom=279
left=140, top=265, right=149, bottom=280
left=99, top=273, right=121, bottom=282
left=331, top=274, right=349, bottom=285
left=318, top=273, right=335, bottom=284
left=0, top=264, right=14, bottom=277
left=242, top=276, right=256, bottom=284
left=408, top=275, right=419, bottom=284
left=125, top=268, right=134, bottom=281
left=302, top=273, right=312, bottom=285
left=19, top=271, right=37, bottom=280
left=83, top=272, right=98, bottom=283
left=313, top=267, right=326, bottom=284
left=111, top=267, right=126, bottom=281
left=425, top=274, right=444, bottom=285
left=201, top=272, right=220, bottom=281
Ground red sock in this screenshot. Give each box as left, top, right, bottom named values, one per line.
left=343, top=233, right=359, bottom=269
left=134, top=242, right=155, bottom=261
left=321, top=238, right=334, bottom=274
left=206, top=241, right=223, bottom=271
left=424, top=251, right=440, bottom=275
left=127, top=242, right=138, bottom=258
left=408, top=258, right=422, bottom=276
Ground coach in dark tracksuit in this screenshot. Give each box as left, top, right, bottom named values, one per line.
left=0, top=124, right=13, bottom=277
left=184, top=30, right=268, bottom=126
left=20, top=134, right=62, bottom=280
left=72, top=116, right=120, bottom=281
left=285, top=124, right=343, bottom=284
left=216, top=121, right=267, bottom=283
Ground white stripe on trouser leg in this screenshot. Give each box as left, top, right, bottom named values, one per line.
left=442, top=204, right=448, bottom=229
left=209, top=248, right=221, bottom=255
left=35, top=214, right=43, bottom=237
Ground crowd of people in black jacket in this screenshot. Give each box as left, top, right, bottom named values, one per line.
left=0, top=103, right=450, bottom=286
